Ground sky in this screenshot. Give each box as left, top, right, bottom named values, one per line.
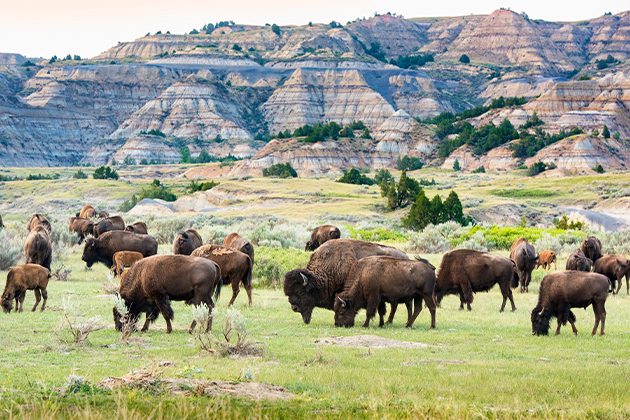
left=1, top=0, right=627, bottom=59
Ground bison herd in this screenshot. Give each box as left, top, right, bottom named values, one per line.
left=2, top=207, right=630, bottom=338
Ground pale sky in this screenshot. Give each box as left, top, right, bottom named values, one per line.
left=1, top=0, right=627, bottom=59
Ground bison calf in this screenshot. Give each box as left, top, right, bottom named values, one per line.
left=1, top=264, right=51, bottom=313
left=305, top=225, right=341, bottom=251
left=173, top=229, right=203, bottom=255
left=125, top=221, right=148, bottom=235
left=112, top=251, right=144, bottom=277
left=566, top=249, right=593, bottom=272
left=536, top=250, right=557, bottom=271
left=333, top=256, right=436, bottom=329
left=594, top=255, right=630, bottom=295
left=531, top=271, right=608, bottom=336
left=191, top=244, right=253, bottom=306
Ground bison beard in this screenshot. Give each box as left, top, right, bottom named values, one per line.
left=284, top=270, right=320, bottom=324
left=531, top=305, right=577, bottom=336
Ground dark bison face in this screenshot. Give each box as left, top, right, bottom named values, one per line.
left=1, top=293, right=13, bottom=313
left=531, top=306, right=551, bottom=336
left=510, top=261, right=520, bottom=288
left=304, top=240, right=318, bottom=252
left=329, top=228, right=341, bottom=240
left=333, top=295, right=356, bottom=327
left=82, top=238, right=98, bottom=267
left=283, top=269, right=319, bottom=324
left=579, top=257, right=593, bottom=272
left=125, top=225, right=134, bottom=232
left=583, top=238, right=602, bottom=261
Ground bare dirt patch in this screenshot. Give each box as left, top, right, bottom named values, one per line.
left=315, top=335, right=429, bottom=349
left=98, top=369, right=293, bottom=401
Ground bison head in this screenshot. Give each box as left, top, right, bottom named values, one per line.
left=579, top=257, right=593, bottom=272
left=1, top=292, right=13, bottom=313
left=531, top=305, right=551, bottom=336
left=333, top=295, right=356, bottom=327
left=329, top=228, right=341, bottom=240
left=82, top=238, right=99, bottom=267
left=304, top=240, right=318, bottom=252
left=283, top=269, right=320, bottom=324
left=582, top=237, right=602, bottom=262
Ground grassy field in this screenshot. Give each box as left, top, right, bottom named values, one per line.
left=1, top=249, right=629, bottom=419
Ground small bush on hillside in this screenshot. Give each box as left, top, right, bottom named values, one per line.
left=0, top=228, right=22, bottom=270
left=73, top=170, right=88, bottom=179
left=403, top=190, right=469, bottom=231
left=186, top=180, right=219, bottom=193
left=93, top=166, right=119, bottom=180
left=347, top=226, right=409, bottom=243
left=526, top=161, right=548, bottom=176
left=150, top=218, right=189, bottom=244
left=553, top=214, right=585, bottom=230
left=396, top=156, right=424, bottom=171
left=459, top=54, right=470, bottom=64
left=407, top=222, right=466, bottom=253
left=263, top=163, right=297, bottom=178
left=593, top=164, right=605, bottom=174
left=337, top=168, right=374, bottom=185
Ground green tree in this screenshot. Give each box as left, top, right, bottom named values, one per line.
left=93, top=166, right=119, bottom=180
left=232, top=44, right=242, bottom=51
left=271, top=24, right=281, bottom=36
left=602, top=125, right=610, bottom=138
left=180, top=146, right=192, bottom=163
left=453, top=159, right=461, bottom=171
left=374, top=169, right=393, bottom=187
left=593, top=164, right=605, bottom=174
left=263, top=163, right=298, bottom=178
left=396, top=156, right=424, bottom=171
left=459, top=54, right=470, bottom=64
left=337, top=168, right=374, bottom=185
left=442, top=191, right=465, bottom=224
left=402, top=190, right=432, bottom=230
left=73, top=170, right=88, bottom=179
left=430, top=195, right=445, bottom=224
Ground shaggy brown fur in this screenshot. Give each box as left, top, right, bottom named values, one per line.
left=112, top=251, right=145, bottom=277
left=173, top=229, right=203, bottom=255
left=531, top=271, right=608, bottom=336
left=125, top=222, right=148, bottom=235
left=82, top=230, right=158, bottom=269
left=509, top=237, right=538, bottom=293
left=283, top=238, right=408, bottom=324
left=594, top=255, right=630, bottom=295
left=223, top=232, right=255, bottom=264
left=93, top=216, right=125, bottom=237
left=23, top=226, right=52, bottom=271
left=112, top=255, right=221, bottom=333
left=581, top=236, right=603, bottom=263
left=68, top=216, right=94, bottom=245
left=78, top=204, right=97, bottom=219
left=1, top=264, right=50, bottom=313
left=305, top=225, right=341, bottom=251
left=436, top=249, right=518, bottom=312
left=566, top=249, right=593, bottom=272
left=536, top=250, right=557, bottom=271
left=334, top=256, right=436, bottom=329
left=191, top=244, right=253, bottom=306
left=27, top=214, right=51, bottom=234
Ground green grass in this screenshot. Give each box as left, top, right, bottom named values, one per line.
left=491, top=188, right=557, bottom=198
left=1, top=251, right=630, bottom=418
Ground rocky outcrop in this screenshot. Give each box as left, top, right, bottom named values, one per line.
left=587, top=12, right=630, bottom=60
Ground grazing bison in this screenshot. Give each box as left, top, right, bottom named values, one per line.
left=284, top=238, right=408, bottom=324
left=82, top=230, right=158, bottom=269
left=594, top=255, right=630, bottom=295
left=536, top=250, right=557, bottom=271
left=77, top=204, right=97, bottom=219
left=510, top=238, right=538, bottom=293
left=566, top=249, right=593, bottom=272
left=125, top=222, right=148, bottom=235
left=173, top=229, right=203, bottom=255
left=224, top=232, right=255, bottom=264
left=27, top=214, right=51, bottom=234
left=305, top=225, right=341, bottom=251
left=334, top=256, right=436, bottom=329
left=191, top=244, right=253, bottom=306
left=23, top=226, right=52, bottom=271
left=112, top=251, right=144, bottom=277
left=531, top=271, right=608, bottom=336
left=93, top=215, right=125, bottom=238
left=581, top=236, right=603, bottom=263
left=67, top=216, right=94, bottom=244
left=435, top=249, right=517, bottom=312
left=1, top=264, right=50, bottom=313
left=113, top=255, right=221, bottom=333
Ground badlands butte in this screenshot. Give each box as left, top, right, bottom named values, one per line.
left=0, top=9, right=630, bottom=174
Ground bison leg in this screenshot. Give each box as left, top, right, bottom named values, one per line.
left=32, top=288, right=41, bottom=312
left=424, top=294, right=436, bottom=329
left=569, top=319, right=578, bottom=336
left=228, top=279, right=240, bottom=307
left=614, top=276, right=623, bottom=295
left=40, top=288, right=47, bottom=311
left=592, top=301, right=606, bottom=336
left=155, top=298, right=174, bottom=334
left=141, top=317, right=151, bottom=332
left=244, top=282, right=253, bottom=307
left=363, top=297, right=379, bottom=328
left=499, top=281, right=516, bottom=312
left=407, top=296, right=422, bottom=328
left=386, top=303, right=398, bottom=324
left=377, top=302, right=387, bottom=327
left=555, top=319, right=562, bottom=335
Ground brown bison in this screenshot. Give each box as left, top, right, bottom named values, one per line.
left=1, top=264, right=50, bottom=313
left=334, top=256, right=436, bottom=329
left=112, top=251, right=144, bottom=277
left=27, top=214, right=52, bottom=234
left=82, top=230, right=158, bottom=269
left=305, top=225, right=341, bottom=251
left=509, top=238, right=538, bottom=293
left=173, top=229, right=203, bottom=255
left=93, top=215, right=125, bottom=238
left=435, top=249, right=517, bottom=312
left=594, top=255, right=630, bottom=295
left=125, top=222, right=148, bottom=235
left=191, top=244, right=253, bottom=306
left=536, top=250, right=557, bottom=271
left=113, top=255, right=222, bottom=333
left=284, top=238, right=408, bottom=324
left=566, top=249, right=593, bottom=272
left=77, top=204, right=97, bottom=219
left=581, top=236, right=603, bottom=262
left=97, top=211, right=110, bottom=219
left=224, top=232, right=255, bottom=264
left=531, top=271, right=608, bottom=336
left=23, top=225, right=52, bottom=271
left=67, top=216, right=94, bottom=244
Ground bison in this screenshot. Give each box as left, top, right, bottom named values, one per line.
left=112, top=251, right=144, bottom=277
left=77, top=204, right=97, bottom=219
left=82, top=230, right=158, bottom=269
left=531, top=271, right=608, bottom=336
left=566, top=249, right=593, bottom=272
left=435, top=249, right=518, bottom=312
left=125, top=222, right=148, bottom=235
left=509, top=238, right=538, bottom=293
left=113, top=255, right=221, bottom=333
left=67, top=216, right=94, bottom=244
left=581, top=236, right=603, bottom=263
left=23, top=225, right=52, bottom=271
left=334, top=256, right=436, bottom=329
left=27, top=214, right=51, bottom=234
left=224, top=232, right=255, bottom=264
left=1, top=264, right=50, bottom=313
left=93, top=215, right=125, bottom=238
left=191, top=244, right=253, bottom=306
left=173, top=229, right=203, bottom=255
left=284, top=238, right=408, bottom=324
left=594, top=255, right=630, bottom=295
left=536, top=250, right=557, bottom=271
left=305, top=225, right=341, bottom=251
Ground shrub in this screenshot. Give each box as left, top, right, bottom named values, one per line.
left=455, top=231, right=489, bottom=252
left=263, top=163, right=297, bottom=178
left=346, top=226, right=409, bottom=243
left=93, top=166, right=119, bottom=180
left=254, top=247, right=310, bottom=288
left=453, top=159, right=461, bottom=171
left=459, top=54, right=470, bottom=64
left=390, top=54, right=434, bottom=69
left=491, top=189, right=556, bottom=198
left=406, top=222, right=466, bottom=253
left=396, top=156, right=424, bottom=171
left=593, top=164, right=605, bottom=174
left=140, top=129, right=166, bottom=137
left=403, top=190, right=470, bottom=231
left=0, top=228, right=22, bottom=270
left=73, top=170, right=88, bottom=179
left=472, top=166, right=485, bottom=173
left=454, top=226, right=583, bottom=250
left=150, top=218, right=189, bottom=244
left=271, top=24, right=281, bottom=36
left=60, top=297, right=105, bottom=345
left=232, top=44, right=242, bottom=51
left=527, top=161, right=548, bottom=176
left=186, top=180, right=219, bottom=193
left=337, top=168, right=374, bottom=185
left=374, top=169, right=394, bottom=186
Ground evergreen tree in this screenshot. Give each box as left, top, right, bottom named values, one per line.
left=453, top=159, right=461, bottom=171
left=396, top=171, right=421, bottom=209
left=402, top=190, right=432, bottom=230
left=443, top=191, right=464, bottom=224
left=602, top=125, right=611, bottom=139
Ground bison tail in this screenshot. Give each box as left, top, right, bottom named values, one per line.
left=244, top=257, right=253, bottom=289
left=213, top=277, right=222, bottom=302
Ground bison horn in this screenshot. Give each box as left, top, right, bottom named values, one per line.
left=337, top=296, right=346, bottom=307
left=538, top=306, right=545, bottom=315
left=300, top=272, right=308, bottom=286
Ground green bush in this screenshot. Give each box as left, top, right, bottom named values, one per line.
left=381, top=171, right=421, bottom=210
left=553, top=214, right=585, bottom=231
left=271, top=24, right=281, bottom=36
left=390, top=54, right=434, bottom=69
left=73, top=170, right=88, bottom=179
left=593, top=164, right=605, bottom=174
left=403, top=190, right=469, bottom=231
left=396, top=156, right=424, bottom=171
left=120, top=179, right=177, bottom=212
left=346, top=226, right=409, bottom=243
left=140, top=129, right=166, bottom=137
left=459, top=54, right=470, bottom=64
left=337, top=168, right=374, bottom=185
left=253, top=247, right=310, bottom=288
left=186, top=180, right=219, bottom=193
left=93, top=166, right=119, bottom=180
left=527, top=161, right=548, bottom=176
left=491, top=189, right=556, bottom=198
left=454, top=226, right=583, bottom=250
left=263, top=163, right=297, bottom=178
